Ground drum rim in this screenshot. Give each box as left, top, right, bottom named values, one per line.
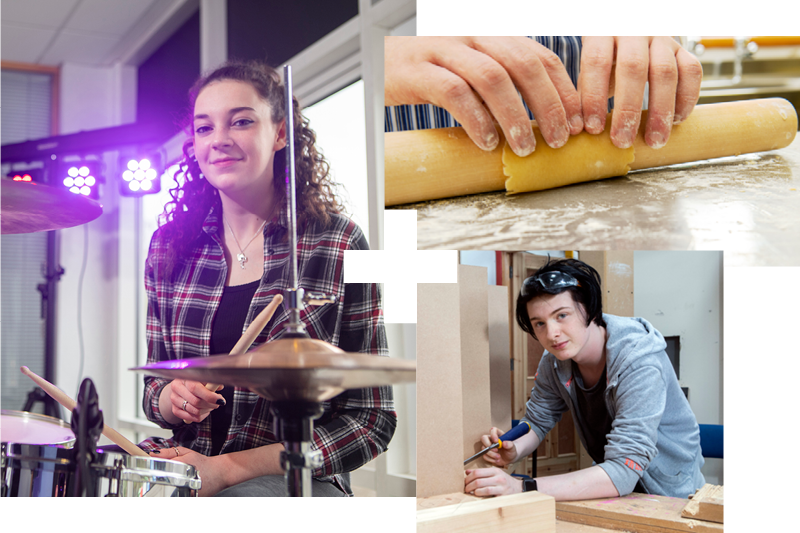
left=1, top=409, right=75, bottom=447
left=94, top=451, right=202, bottom=490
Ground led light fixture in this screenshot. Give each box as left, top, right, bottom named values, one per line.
left=58, top=160, right=103, bottom=200
left=120, top=156, right=161, bottom=196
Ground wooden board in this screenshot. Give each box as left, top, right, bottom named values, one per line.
left=417, top=283, right=466, bottom=498
left=579, top=251, right=634, bottom=317
left=488, top=284, right=512, bottom=431
left=556, top=493, right=724, bottom=533
left=682, top=484, right=724, bottom=524
left=458, top=265, right=492, bottom=467
left=556, top=522, right=625, bottom=533
left=418, top=491, right=556, bottom=533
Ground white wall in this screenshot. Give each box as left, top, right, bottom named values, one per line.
left=55, top=62, right=136, bottom=438
left=633, top=251, right=723, bottom=484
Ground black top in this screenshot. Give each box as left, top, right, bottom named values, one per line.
left=572, top=362, right=613, bottom=465
left=209, top=279, right=260, bottom=455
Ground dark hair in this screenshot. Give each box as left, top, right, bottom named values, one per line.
left=158, top=59, right=343, bottom=277
left=515, top=258, right=606, bottom=340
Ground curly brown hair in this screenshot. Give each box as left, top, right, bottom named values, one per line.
left=158, top=60, right=343, bottom=277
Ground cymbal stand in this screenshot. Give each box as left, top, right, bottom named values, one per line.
left=277, top=65, right=336, bottom=496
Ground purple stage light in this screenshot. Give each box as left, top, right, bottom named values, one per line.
left=120, top=156, right=161, bottom=197
left=58, top=159, right=102, bottom=200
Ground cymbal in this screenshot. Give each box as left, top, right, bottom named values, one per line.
left=1, top=179, right=103, bottom=234
left=131, top=338, right=416, bottom=402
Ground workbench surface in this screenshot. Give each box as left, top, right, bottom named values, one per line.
left=398, top=136, right=800, bottom=265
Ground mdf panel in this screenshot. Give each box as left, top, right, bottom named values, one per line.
left=458, top=265, right=492, bottom=466
left=417, top=283, right=464, bottom=497
left=487, top=284, right=511, bottom=431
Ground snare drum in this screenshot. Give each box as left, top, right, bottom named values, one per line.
left=91, top=451, right=201, bottom=497
left=1, top=410, right=76, bottom=497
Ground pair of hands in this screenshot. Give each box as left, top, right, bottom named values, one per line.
left=385, top=37, right=703, bottom=155
left=464, top=426, right=525, bottom=497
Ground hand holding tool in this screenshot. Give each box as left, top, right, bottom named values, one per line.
left=464, top=420, right=531, bottom=465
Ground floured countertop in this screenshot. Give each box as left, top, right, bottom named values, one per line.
left=395, top=136, right=800, bottom=265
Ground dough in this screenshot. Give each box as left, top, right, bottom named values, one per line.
left=503, top=121, right=635, bottom=194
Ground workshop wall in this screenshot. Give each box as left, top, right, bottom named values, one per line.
left=633, top=251, right=723, bottom=484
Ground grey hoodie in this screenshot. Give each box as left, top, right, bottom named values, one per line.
left=522, top=314, right=705, bottom=498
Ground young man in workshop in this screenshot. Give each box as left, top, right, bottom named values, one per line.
left=464, top=258, right=705, bottom=501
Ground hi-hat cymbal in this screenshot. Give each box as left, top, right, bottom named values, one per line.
left=131, top=338, right=416, bottom=402
left=1, top=179, right=103, bottom=234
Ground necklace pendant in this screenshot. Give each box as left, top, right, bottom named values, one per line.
left=237, top=252, right=247, bottom=269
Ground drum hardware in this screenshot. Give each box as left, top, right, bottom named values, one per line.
left=271, top=64, right=337, bottom=496
left=1, top=410, right=75, bottom=497
left=22, top=386, right=62, bottom=420
left=101, top=455, right=126, bottom=497
left=21, top=366, right=149, bottom=457
left=70, top=378, right=103, bottom=497
left=2, top=380, right=200, bottom=497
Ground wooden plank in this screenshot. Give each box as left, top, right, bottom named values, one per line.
left=556, top=493, right=724, bottom=533
left=459, top=265, right=493, bottom=467
left=488, top=284, right=512, bottom=431
left=417, top=492, right=481, bottom=510
left=682, top=484, right=724, bottom=524
left=418, top=491, right=556, bottom=533
left=417, top=283, right=465, bottom=498
left=557, top=521, right=624, bottom=533
left=579, top=251, right=634, bottom=317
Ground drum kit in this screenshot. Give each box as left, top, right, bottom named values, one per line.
left=0, top=65, right=416, bottom=497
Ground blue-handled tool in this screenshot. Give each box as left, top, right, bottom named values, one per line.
left=463, top=421, right=531, bottom=465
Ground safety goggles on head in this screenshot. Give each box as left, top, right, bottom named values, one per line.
left=521, top=271, right=580, bottom=295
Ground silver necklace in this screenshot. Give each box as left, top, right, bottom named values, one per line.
left=223, top=215, right=267, bottom=269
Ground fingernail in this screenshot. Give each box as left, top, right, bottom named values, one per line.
left=152, top=450, right=161, bottom=454
left=673, top=114, right=683, bottom=124
left=548, top=125, right=569, bottom=149
left=613, top=128, right=634, bottom=149
left=481, top=129, right=499, bottom=151
left=216, top=399, right=226, bottom=406
left=647, top=131, right=666, bottom=149
left=569, top=114, right=584, bottom=133
left=511, top=125, right=535, bottom=157
left=586, top=115, right=603, bottom=133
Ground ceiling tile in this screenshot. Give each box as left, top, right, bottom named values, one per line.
left=38, top=30, right=121, bottom=65
left=0, top=24, right=59, bottom=64
left=65, top=0, right=159, bottom=36
left=1, top=0, right=80, bottom=28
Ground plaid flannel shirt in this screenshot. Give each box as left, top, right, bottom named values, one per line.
left=138, top=205, right=395, bottom=495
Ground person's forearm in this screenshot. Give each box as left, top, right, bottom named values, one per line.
left=218, top=443, right=285, bottom=487
left=536, top=465, right=619, bottom=501
left=510, top=430, right=540, bottom=462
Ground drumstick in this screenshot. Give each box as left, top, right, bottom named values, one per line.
left=185, top=294, right=284, bottom=424
left=20, top=366, right=149, bottom=457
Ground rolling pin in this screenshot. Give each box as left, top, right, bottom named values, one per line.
left=385, top=98, right=798, bottom=205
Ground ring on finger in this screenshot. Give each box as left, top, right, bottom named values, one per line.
left=182, top=399, right=188, bottom=411
left=174, top=447, right=180, bottom=457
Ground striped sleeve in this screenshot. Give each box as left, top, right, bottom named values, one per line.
left=385, top=36, right=583, bottom=132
